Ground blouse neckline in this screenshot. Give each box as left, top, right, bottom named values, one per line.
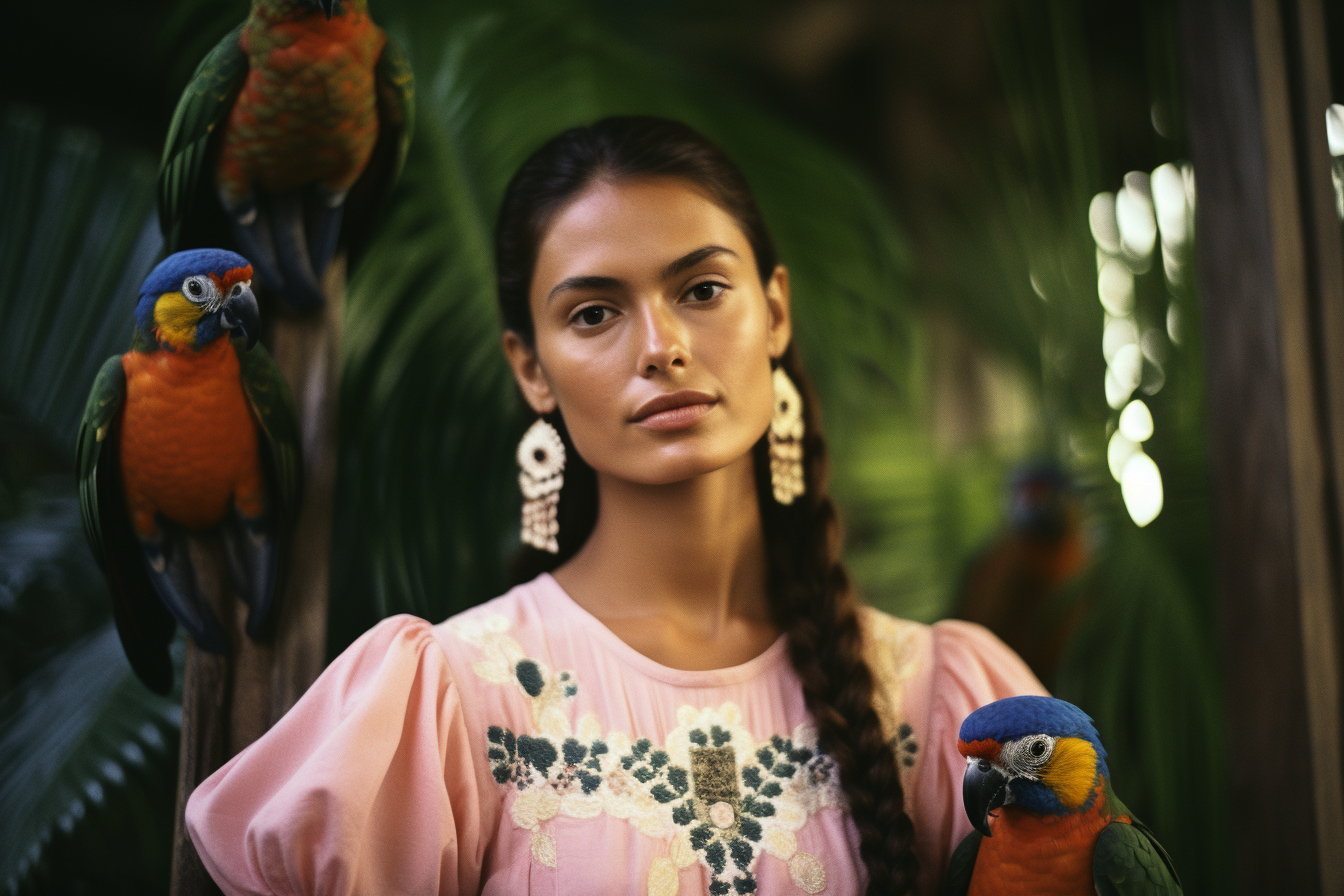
left=532, top=572, right=791, bottom=687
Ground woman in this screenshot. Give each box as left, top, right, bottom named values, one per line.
left=187, top=116, right=1045, bottom=896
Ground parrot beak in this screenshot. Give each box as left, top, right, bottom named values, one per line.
left=318, top=0, right=335, bottom=18
left=963, top=758, right=1009, bottom=837
left=221, top=285, right=261, bottom=349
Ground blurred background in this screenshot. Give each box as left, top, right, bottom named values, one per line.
left=3, top=0, right=1342, bottom=893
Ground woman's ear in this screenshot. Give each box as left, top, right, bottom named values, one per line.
left=765, top=264, right=792, bottom=358
left=502, top=330, right=558, bottom=414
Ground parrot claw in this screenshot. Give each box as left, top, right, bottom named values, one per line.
left=221, top=181, right=341, bottom=313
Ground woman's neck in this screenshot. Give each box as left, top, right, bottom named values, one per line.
left=552, top=452, right=780, bottom=669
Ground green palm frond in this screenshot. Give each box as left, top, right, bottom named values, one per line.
left=0, top=107, right=162, bottom=455
left=330, top=2, right=920, bottom=648
left=0, top=624, right=179, bottom=895
left=0, top=108, right=177, bottom=895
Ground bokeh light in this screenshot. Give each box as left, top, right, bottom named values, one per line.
left=1120, top=451, right=1164, bottom=527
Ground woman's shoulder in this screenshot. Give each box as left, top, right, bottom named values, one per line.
left=858, top=606, right=1044, bottom=691
left=857, top=606, right=1046, bottom=746
left=430, top=574, right=555, bottom=657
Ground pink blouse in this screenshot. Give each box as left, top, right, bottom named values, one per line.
left=187, top=573, right=1045, bottom=895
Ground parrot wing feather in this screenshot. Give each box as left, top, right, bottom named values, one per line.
left=344, top=31, right=415, bottom=258
left=236, top=339, right=303, bottom=521
left=159, top=22, right=247, bottom=252
left=941, top=830, right=981, bottom=896
left=1094, top=819, right=1183, bottom=896
left=233, top=338, right=302, bottom=638
left=76, top=356, right=177, bottom=694
left=76, top=356, right=126, bottom=561
left=374, top=33, right=416, bottom=189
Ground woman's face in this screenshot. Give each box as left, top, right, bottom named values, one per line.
left=504, top=176, right=791, bottom=487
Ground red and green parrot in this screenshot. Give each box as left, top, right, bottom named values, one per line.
left=77, top=249, right=302, bottom=695
left=159, top=0, right=414, bottom=312
left=947, top=696, right=1181, bottom=896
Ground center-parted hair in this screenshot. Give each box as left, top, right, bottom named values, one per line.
left=494, top=116, right=918, bottom=894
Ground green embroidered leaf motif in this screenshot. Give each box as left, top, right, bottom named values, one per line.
left=704, top=841, right=726, bottom=874
left=516, top=735, right=557, bottom=775
left=561, top=738, right=586, bottom=766
left=514, top=660, right=544, bottom=697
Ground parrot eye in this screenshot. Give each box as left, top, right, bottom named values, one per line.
left=1002, top=735, right=1055, bottom=777
left=182, top=276, right=220, bottom=307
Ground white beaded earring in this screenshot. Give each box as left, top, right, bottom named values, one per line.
left=518, top=418, right=566, bottom=553
left=769, top=367, right=805, bottom=505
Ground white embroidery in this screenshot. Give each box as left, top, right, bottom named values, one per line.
left=458, top=612, right=908, bottom=895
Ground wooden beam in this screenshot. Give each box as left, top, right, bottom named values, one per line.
left=1181, top=0, right=1344, bottom=892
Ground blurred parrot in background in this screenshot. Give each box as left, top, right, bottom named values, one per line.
left=159, top=0, right=414, bottom=312
left=947, top=696, right=1181, bottom=896
left=77, top=249, right=302, bottom=695
left=954, top=462, right=1089, bottom=684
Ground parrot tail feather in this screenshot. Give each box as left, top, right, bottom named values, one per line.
left=223, top=509, right=280, bottom=642
left=140, top=527, right=229, bottom=654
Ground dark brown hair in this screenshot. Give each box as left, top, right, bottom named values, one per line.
left=495, top=116, right=917, bottom=894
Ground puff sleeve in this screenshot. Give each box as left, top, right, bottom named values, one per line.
left=913, top=619, right=1048, bottom=894
left=185, top=615, right=485, bottom=896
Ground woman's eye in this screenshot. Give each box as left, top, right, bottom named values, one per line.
left=574, top=305, right=612, bottom=327
left=687, top=282, right=725, bottom=302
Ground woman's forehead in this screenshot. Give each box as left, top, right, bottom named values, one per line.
left=532, top=178, right=754, bottom=287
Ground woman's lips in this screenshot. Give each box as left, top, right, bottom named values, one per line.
left=631, top=391, right=717, bottom=430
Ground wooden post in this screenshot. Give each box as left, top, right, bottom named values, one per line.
left=1180, top=0, right=1344, bottom=892
left=169, top=258, right=343, bottom=894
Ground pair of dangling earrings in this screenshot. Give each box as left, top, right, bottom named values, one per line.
left=518, top=368, right=806, bottom=553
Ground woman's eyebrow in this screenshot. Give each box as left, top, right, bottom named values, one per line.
left=661, top=245, right=738, bottom=280
left=547, top=275, right=622, bottom=303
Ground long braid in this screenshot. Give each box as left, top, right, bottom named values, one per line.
left=761, top=347, right=919, bottom=895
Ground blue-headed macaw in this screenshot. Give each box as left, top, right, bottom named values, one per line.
left=77, top=248, right=302, bottom=694
left=946, top=696, right=1181, bottom=896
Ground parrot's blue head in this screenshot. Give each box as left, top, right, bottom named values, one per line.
left=135, top=249, right=259, bottom=351
left=957, top=696, right=1109, bottom=835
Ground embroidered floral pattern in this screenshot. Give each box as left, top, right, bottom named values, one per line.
left=862, top=608, right=923, bottom=778
left=457, top=614, right=912, bottom=893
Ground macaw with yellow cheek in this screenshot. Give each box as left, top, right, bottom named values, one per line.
left=946, top=696, right=1182, bottom=896
left=77, top=249, right=301, bottom=694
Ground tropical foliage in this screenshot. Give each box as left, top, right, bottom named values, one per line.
left=0, top=0, right=1227, bottom=893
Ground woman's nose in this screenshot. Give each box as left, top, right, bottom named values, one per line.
left=635, top=300, right=689, bottom=375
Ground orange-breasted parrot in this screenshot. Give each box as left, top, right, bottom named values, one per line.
left=954, top=463, right=1089, bottom=684
left=77, top=249, right=302, bottom=695
left=159, top=0, right=414, bottom=312
left=946, top=696, right=1181, bottom=896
